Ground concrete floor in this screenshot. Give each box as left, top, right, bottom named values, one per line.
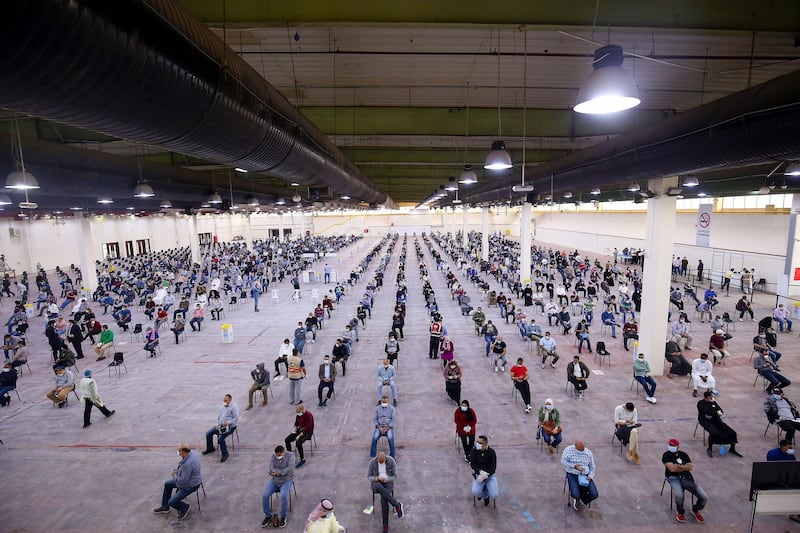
left=1, top=234, right=798, bottom=533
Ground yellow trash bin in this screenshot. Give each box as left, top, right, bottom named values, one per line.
left=221, top=323, right=234, bottom=344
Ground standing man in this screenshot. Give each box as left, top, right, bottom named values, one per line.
left=202, top=394, right=239, bottom=463
left=662, top=438, right=708, bottom=524
left=371, top=395, right=396, bottom=458
left=470, top=435, right=498, bottom=506
left=250, top=281, right=261, bottom=312
left=429, top=316, right=444, bottom=359
left=293, top=321, right=307, bottom=354
left=79, top=369, right=115, bottom=428
left=153, top=443, right=201, bottom=521
left=287, top=348, right=306, bottom=405
left=246, top=363, right=271, bottom=410
left=323, top=263, right=332, bottom=284
left=510, top=357, right=532, bottom=413
left=614, top=402, right=641, bottom=464
left=367, top=452, right=405, bottom=533
left=317, top=354, right=336, bottom=407
left=67, top=318, right=85, bottom=359
left=261, top=445, right=295, bottom=529
left=284, top=404, right=314, bottom=469
left=46, top=366, right=75, bottom=407
left=561, top=440, right=599, bottom=511
left=377, top=359, right=398, bottom=406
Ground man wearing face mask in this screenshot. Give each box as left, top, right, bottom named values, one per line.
left=384, top=332, right=399, bottom=366
left=371, top=395, right=396, bottom=458
left=367, top=452, right=404, bottom=533
left=317, top=355, right=336, bottom=407
left=766, top=439, right=796, bottom=461
left=753, top=330, right=782, bottom=366
left=246, top=363, right=271, bottom=410
left=261, top=445, right=295, bottom=528
left=690, top=353, right=716, bottom=397
left=539, top=331, right=559, bottom=369
left=285, top=404, right=314, bottom=469
left=662, top=438, right=708, bottom=524
left=470, top=435, right=498, bottom=505
left=614, top=402, right=641, bottom=464
left=153, top=443, right=202, bottom=521
left=274, top=339, right=294, bottom=379
left=697, top=390, right=742, bottom=457
left=510, top=357, right=532, bottom=413
left=671, top=316, right=693, bottom=351
left=377, top=359, right=398, bottom=406
left=0, top=362, right=17, bottom=406
left=454, top=400, right=477, bottom=462
left=754, top=350, right=791, bottom=395
left=443, top=359, right=462, bottom=404
left=764, top=389, right=800, bottom=442
left=633, top=353, right=657, bottom=404
left=202, top=394, right=239, bottom=463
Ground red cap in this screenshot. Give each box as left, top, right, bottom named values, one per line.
left=668, top=438, right=680, bottom=447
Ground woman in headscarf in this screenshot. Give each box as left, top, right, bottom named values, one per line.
left=303, top=498, right=345, bottom=533
left=454, top=399, right=477, bottom=463
left=443, top=359, right=462, bottom=404
left=537, top=398, right=562, bottom=454
left=439, top=336, right=455, bottom=368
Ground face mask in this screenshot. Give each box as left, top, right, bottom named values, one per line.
left=668, top=446, right=678, bottom=453
left=276, top=455, right=284, bottom=460
left=787, top=449, right=795, bottom=455
left=679, top=319, right=685, bottom=323
left=2, top=368, right=9, bottom=372
left=381, top=402, right=388, bottom=408
left=545, top=404, right=553, bottom=411
left=297, top=412, right=304, bottom=417
left=324, top=359, right=330, bottom=364
left=475, top=442, right=483, bottom=451
left=325, top=513, right=333, bottom=519
left=773, top=394, right=782, bottom=401
left=460, top=406, right=468, bottom=412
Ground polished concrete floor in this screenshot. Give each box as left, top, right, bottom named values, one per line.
left=1, top=235, right=798, bottom=533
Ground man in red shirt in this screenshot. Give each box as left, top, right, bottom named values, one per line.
left=510, top=357, right=532, bottom=413
left=708, top=329, right=730, bottom=365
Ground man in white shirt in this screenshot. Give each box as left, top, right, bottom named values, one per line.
left=671, top=317, right=693, bottom=351
left=614, top=402, right=641, bottom=464
left=274, top=338, right=294, bottom=379
left=773, top=304, right=793, bottom=332
left=691, top=353, right=716, bottom=397
left=539, top=332, right=559, bottom=369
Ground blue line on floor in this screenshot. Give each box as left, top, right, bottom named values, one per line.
left=522, top=510, right=541, bottom=529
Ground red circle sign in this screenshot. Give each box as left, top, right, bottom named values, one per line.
left=699, top=213, right=711, bottom=228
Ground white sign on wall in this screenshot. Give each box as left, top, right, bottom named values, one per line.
left=696, top=203, right=712, bottom=247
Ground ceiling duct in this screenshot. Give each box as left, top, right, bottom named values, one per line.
left=468, top=69, right=800, bottom=204
left=0, top=0, right=393, bottom=207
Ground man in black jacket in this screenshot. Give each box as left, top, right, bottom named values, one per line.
left=470, top=435, right=498, bottom=505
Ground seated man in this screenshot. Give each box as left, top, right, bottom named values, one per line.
left=539, top=331, right=559, bottom=369
left=370, top=395, right=396, bottom=458
left=666, top=340, right=691, bottom=378
left=93, top=324, right=114, bottom=361
left=764, top=389, right=800, bottom=443
left=46, top=366, right=75, bottom=408
left=170, top=316, right=185, bottom=344
left=622, top=319, right=639, bottom=351
left=284, top=404, right=314, bottom=468
left=633, top=352, right=657, bottom=404
left=481, top=321, right=498, bottom=356
left=189, top=304, right=205, bottom=331
left=246, top=362, right=270, bottom=410
left=490, top=336, right=508, bottom=372
left=703, top=288, right=718, bottom=309
left=557, top=307, right=572, bottom=335
left=575, top=320, right=592, bottom=354
left=538, top=399, right=563, bottom=453
left=368, top=452, right=405, bottom=531
left=753, top=331, right=782, bottom=364
left=0, top=362, right=17, bottom=406
left=754, top=351, right=791, bottom=395
left=766, top=439, right=796, bottom=462
left=144, top=326, right=160, bottom=357
left=662, top=438, right=708, bottom=524
left=470, top=435, right=499, bottom=505
left=671, top=317, right=693, bottom=351
left=527, top=319, right=543, bottom=345
left=600, top=306, right=618, bottom=338
left=260, top=445, right=294, bottom=529
left=697, top=390, right=742, bottom=457
left=376, top=359, right=398, bottom=405
left=202, top=394, right=239, bottom=463
left=317, top=355, right=336, bottom=407
left=566, top=355, right=590, bottom=398
left=472, top=307, right=486, bottom=335
left=669, top=287, right=684, bottom=311
left=695, top=301, right=712, bottom=323
left=614, top=402, right=641, bottom=464
left=152, top=443, right=202, bottom=521
left=331, top=338, right=349, bottom=376
left=545, top=301, right=559, bottom=327
left=154, top=307, right=169, bottom=329
left=708, top=329, right=730, bottom=365
left=691, top=353, right=716, bottom=397
left=561, top=440, right=598, bottom=511
left=773, top=303, right=793, bottom=332
left=115, top=305, right=132, bottom=331
left=8, top=338, right=28, bottom=370
left=510, top=357, right=532, bottom=414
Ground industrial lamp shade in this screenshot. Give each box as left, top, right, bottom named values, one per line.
left=207, top=192, right=223, bottom=204
left=0, top=193, right=12, bottom=205
left=785, top=162, right=800, bottom=176
left=484, top=141, right=512, bottom=170
left=5, top=170, right=39, bottom=190
left=133, top=182, right=155, bottom=197
left=159, top=200, right=173, bottom=208
left=444, top=177, right=459, bottom=191
left=574, top=45, right=640, bottom=115
left=247, top=196, right=260, bottom=206
left=459, top=164, right=478, bottom=184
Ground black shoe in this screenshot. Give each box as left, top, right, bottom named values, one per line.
left=279, top=517, right=287, bottom=528
left=393, top=399, right=398, bottom=407
left=57, top=401, right=66, bottom=408
left=83, top=422, right=92, bottom=428
left=153, top=506, right=170, bottom=514
left=202, top=448, right=216, bottom=455
left=107, top=410, right=115, bottom=417
left=220, top=454, right=229, bottom=463
left=484, top=497, right=490, bottom=506
left=730, top=449, right=743, bottom=457
left=261, top=516, right=271, bottom=528
left=706, top=448, right=713, bottom=457
left=177, top=504, right=190, bottom=521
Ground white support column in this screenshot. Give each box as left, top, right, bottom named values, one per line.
left=481, top=207, right=489, bottom=261
left=462, top=204, right=469, bottom=248
left=638, top=176, right=678, bottom=376
left=520, top=202, right=532, bottom=284
left=187, top=215, right=200, bottom=265
left=75, top=215, right=98, bottom=292
left=781, top=195, right=800, bottom=303
left=279, top=213, right=285, bottom=242
left=244, top=213, right=254, bottom=251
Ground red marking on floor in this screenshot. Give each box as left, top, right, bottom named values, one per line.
left=194, top=361, right=250, bottom=364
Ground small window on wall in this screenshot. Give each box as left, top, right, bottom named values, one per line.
left=136, top=239, right=151, bottom=255
left=283, top=229, right=292, bottom=237
left=198, top=232, right=212, bottom=246
left=269, top=229, right=280, bottom=238
left=102, top=242, right=120, bottom=260
left=124, top=240, right=134, bottom=258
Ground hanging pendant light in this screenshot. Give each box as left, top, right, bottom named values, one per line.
left=574, top=45, right=640, bottom=114
left=159, top=200, right=173, bottom=208
left=785, top=162, right=800, bottom=176
left=444, top=176, right=459, bottom=192
left=6, top=117, right=39, bottom=190
left=133, top=181, right=155, bottom=197
left=484, top=29, right=512, bottom=171
left=459, top=165, right=478, bottom=184
left=207, top=192, right=223, bottom=204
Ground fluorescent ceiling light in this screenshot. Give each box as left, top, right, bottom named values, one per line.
left=682, top=176, right=699, bottom=187
left=340, top=195, right=351, bottom=200
left=590, top=187, right=601, bottom=195
left=785, top=162, right=800, bottom=176
left=627, top=182, right=640, bottom=192
left=563, top=191, right=573, bottom=199
left=234, top=167, right=248, bottom=173
left=97, top=197, right=114, bottom=204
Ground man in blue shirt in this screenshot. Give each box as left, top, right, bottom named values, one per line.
left=153, top=443, right=202, bottom=521
left=766, top=439, right=796, bottom=461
